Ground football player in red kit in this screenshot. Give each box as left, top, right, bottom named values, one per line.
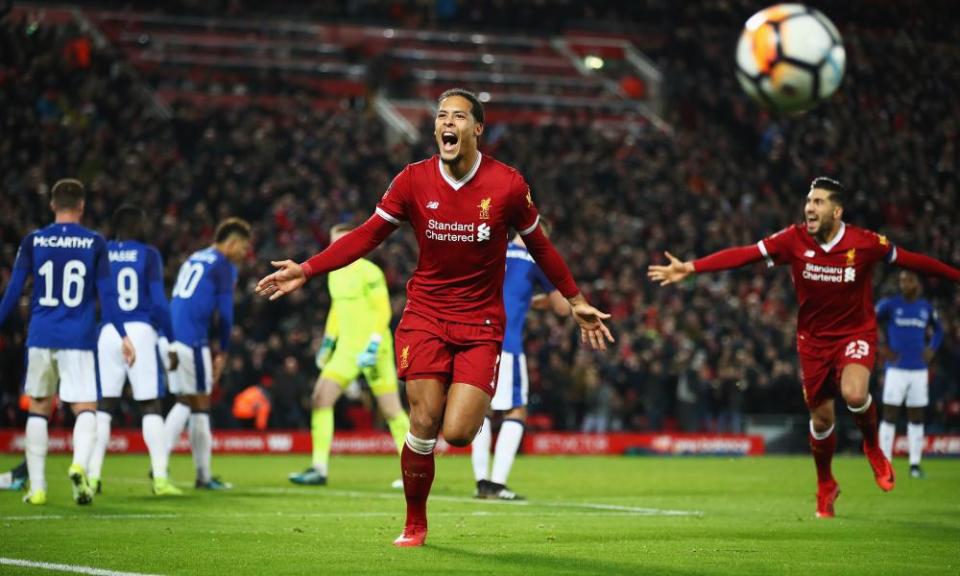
left=648, top=177, right=960, bottom=518
left=257, top=88, right=613, bottom=546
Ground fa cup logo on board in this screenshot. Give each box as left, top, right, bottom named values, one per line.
left=478, top=198, right=492, bottom=220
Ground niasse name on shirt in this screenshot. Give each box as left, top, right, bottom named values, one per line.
left=109, top=250, right=139, bottom=262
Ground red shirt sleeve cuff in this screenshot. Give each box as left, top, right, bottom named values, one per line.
left=300, top=260, right=315, bottom=279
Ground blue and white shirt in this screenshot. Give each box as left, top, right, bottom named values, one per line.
left=502, top=241, right=555, bottom=355
left=170, top=247, right=236, bottom=351
left=0, top=222, right=125, bottom=349
left=876, top=295, right=943, bottom=370
left=106, top=240, right=174, bottom=338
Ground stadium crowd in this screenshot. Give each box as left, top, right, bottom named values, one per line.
left=1, top=1, right=958, bottom=435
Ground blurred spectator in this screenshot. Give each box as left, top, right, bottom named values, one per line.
left=232, top=380, right=271, bottom=430
left=270, top=355, right=310, bottom=429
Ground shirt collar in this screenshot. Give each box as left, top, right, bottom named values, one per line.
left=438, top=152, right=482, bottom=191
left=819, top=221, right=846, bottom=252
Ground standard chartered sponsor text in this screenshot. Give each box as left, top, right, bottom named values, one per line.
left=802, top=262, right=855, bottom=283
left=426, top=219, right=476, bottom=242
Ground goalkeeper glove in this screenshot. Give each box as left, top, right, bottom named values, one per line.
left=357, top=334, right=382, bottom=368
left=315, top=336, right=336, bottom=369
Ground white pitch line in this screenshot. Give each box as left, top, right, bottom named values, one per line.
left=249, top=487, right=703, bottom=517
left=0, top=557, right=163, bottom=576
left=2, top=514, right=179, bottom=522
left=2, top=510, right=679, bottom=523
left=102, top=477, right=703, bottom=516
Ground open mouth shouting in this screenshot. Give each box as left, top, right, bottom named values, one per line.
left=440, top=130, right=459, bottom=156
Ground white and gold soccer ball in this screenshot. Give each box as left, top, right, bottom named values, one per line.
left=735, top=3, right=845, bottom=113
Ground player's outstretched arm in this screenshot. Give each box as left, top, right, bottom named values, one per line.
left=256, top=213, right=397, bottom=301
left=893, top=247, right=960, bottom=282
left=647, top=251, right=695, bottom=286
left=648, top=245, right=765, bottom=286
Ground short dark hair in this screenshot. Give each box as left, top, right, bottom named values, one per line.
left=51, top=178, right=85, bottom=210
left=438, top=88, right=484, bottom=124
left=810, top=176, right=846, bottom=207
left=112, top=204, right=145, bottom=241
left=214, top=217, right=251, bottom=243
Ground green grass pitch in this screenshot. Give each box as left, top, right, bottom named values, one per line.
left=0, top=454, right=957, bottom=575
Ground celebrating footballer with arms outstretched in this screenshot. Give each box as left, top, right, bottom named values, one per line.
left=257, top=88, right=613, bottom=547
left=649, top=177, right=960, bottom=518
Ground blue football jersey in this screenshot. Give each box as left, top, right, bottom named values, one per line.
left=106, top=240, right=174, bottom=338
left=502, top=241, right=555, bottom=354
left=876, top=296, right=944, bottom=370
left=0, top=222, right=125, bottom=349
left=170, top=247, right=236, bottom=350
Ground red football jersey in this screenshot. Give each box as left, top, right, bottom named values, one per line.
left=376, top=153, right=540, bottom=328
left=758, top=222, right=896, bottom=340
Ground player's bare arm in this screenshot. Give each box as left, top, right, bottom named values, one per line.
left=256, top=214, right=397, bottom=301
left=649, top=244, right=766, bottom=286
left=212, top=352, right=227, bottom=385
left=530, top=291, right=570, bottom=316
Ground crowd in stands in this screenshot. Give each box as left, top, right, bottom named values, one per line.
left=2, top=1, right=959, bottom=436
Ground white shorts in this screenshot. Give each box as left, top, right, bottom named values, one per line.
left=883, top=367, right=929, bottom=408
left=24, top=348, right=98, bottom=404
left=167, top=342, right=212, bottom=396
left=97, top=321, right=165, bottom=401
left=491, top=351, right=528, bottom=411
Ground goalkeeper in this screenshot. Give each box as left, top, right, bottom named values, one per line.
left=289, top=224, right=410, bottom=486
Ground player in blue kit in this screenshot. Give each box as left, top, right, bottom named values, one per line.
left=88, top=205, right=182, bottom=496
left=876, top=270, right=944, bottom=479
left=0, top=179, right=135, bottom=505
left=164, top=218, right=251, bottom=489
left=472, top=222, right=569, bottom=500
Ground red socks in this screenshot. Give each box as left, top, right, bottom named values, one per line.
left=849, top=396, right=879, bottom=450
left=400, top=440, right=435, bottom=530
left=809, top=423, right=836, bottom=485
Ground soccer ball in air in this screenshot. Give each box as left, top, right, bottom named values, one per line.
left=735, top=4, right=845, bottom=113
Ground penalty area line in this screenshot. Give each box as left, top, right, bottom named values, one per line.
left=0, top=557, right=163, bottom=576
